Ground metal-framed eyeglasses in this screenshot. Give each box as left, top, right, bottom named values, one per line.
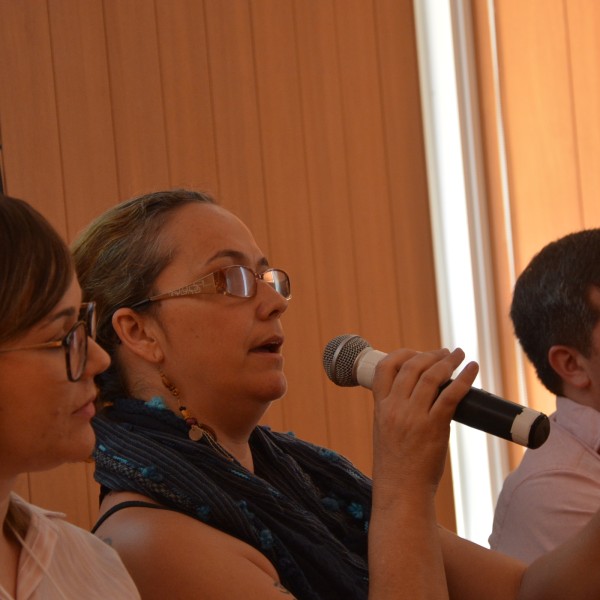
left=0, top=302, right=97, bottom=382
left=130, top=265, right=291, bottom=310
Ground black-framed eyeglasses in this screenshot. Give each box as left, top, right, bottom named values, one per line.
left=130, top=265, right=291, bottom=310
left=0, top=302, right=97, bottom=382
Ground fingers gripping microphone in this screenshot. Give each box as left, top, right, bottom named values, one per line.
left=323, top=334, right=550, bottom=449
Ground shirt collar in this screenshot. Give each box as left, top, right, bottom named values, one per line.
left=555, top=396, right=600, bottom=452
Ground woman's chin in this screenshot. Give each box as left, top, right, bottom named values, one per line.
left=65, top=429, right=97, bottom=464
left=255, top=376, right=288, bottom=403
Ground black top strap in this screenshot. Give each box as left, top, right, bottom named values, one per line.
left=91, top=500, right=173, bottom=533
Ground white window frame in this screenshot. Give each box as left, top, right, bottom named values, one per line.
left=413, top=0, right=513, bottom=545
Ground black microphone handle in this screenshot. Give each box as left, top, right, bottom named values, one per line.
left=438, top=380, right=550, bottom=449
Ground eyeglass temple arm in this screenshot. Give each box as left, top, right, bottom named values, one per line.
left=129, top=276, right=220, bottom=309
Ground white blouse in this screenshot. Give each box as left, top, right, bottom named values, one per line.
left=2, top=493, right=139, bottom=599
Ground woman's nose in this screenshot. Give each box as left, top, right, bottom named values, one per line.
left=256, top=279, right=289, bottom=319
left=87, top=337, right=111, bottom=376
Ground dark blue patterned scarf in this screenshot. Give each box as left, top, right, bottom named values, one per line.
left=93, top=397, right=372, bottom=599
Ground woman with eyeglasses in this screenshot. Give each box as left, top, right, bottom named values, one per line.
left=73, top=189, right=600, bottom=600
left=0, top=194, right=140, bottom=599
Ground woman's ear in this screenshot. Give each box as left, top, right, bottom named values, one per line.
left=112, top=308, right=164, bottom=364
left=548, top=345, right=590, bottom=390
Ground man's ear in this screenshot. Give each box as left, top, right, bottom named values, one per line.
left=112, top=307, right=164, bottom=364
left=548, top=345, right=591, bottom=389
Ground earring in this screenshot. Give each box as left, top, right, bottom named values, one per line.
left=158, top=370, right=233, bottom=460
left=159, top=369, right=205, bottom=441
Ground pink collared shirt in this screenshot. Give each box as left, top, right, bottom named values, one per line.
left=489, top=396, right=600, bottom=563
left=5, top=493, right=139, bottom=599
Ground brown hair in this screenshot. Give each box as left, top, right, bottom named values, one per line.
left=72, top=189, right=215, bottom=401
left=511, top=228, right=600, bottom=395
left=0, top=194, right=73, bottom=345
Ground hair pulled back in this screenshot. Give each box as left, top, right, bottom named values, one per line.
left=72, top=189, right=215, bottom=401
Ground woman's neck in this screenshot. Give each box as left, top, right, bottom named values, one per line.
left=133, top=389, right=264, bottom=469
left=214, top=432, right=255, bottom=471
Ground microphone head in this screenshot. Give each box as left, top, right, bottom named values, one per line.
left=323, top=334, right=371, bottom=387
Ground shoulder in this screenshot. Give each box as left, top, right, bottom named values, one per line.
left=496, top=447, right=600, bottom=513
left=11, top=494, right=140, bottom=598
left=507, top=416, right=598, bottom=480
left=10, top=492, right=63, bottom=521
left=94, top=492, right=290, bottom=600
left=95, top=491, right=274, bottom=570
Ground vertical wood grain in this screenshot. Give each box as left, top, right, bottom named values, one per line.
left=0, top=0, right=66, bottom=232
left=202, top=0, right=270, bottom=238
left=375, top=0, right=439, bottom=347
left=102, top=0, right=170, bottom=198
left=566, top=0, right=600, bottom=226
left=155, top=0, right=219, bottom=191
left=0, top=0, right=451, bottom=530
left=47, top=0, right=119, bottom=239
left=494, top=0, right=583, bottom=268
left=334, top=0, right=403, bottom=350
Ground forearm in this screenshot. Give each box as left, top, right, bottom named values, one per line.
left=367, top=348, right=478, bottom=599
left=518, top=509, right=600, bottom=600
left=439, top=528, right=523, bottom=600
left=368, top=484, right=448, bottom=600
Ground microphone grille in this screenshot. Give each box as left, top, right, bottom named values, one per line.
left=322, top=334, right=370, bottom=387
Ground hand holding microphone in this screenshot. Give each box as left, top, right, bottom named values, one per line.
left=323, top=334, right=550, bottom=449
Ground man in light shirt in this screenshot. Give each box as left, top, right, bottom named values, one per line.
left=489, top=229, right=600, bottom=563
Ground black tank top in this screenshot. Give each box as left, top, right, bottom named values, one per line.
left=91, top=500, right=177, bottom=533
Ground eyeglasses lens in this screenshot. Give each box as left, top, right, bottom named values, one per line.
left=225, top=267, right=256, bottom=298
left=222, top=267, right=291, bottom=299
left=68, top=321, right=88, bottom=381
left=263, top=270, right=291, bottom=299
left=79, top=302, right=97, bottom=339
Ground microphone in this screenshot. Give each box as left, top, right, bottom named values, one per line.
left=323, top=334, right=550, bottom=449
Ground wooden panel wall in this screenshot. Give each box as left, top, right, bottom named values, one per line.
left=472, top=0, right=600, bottom=468
left=0, top=0, right=453, bottom=530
